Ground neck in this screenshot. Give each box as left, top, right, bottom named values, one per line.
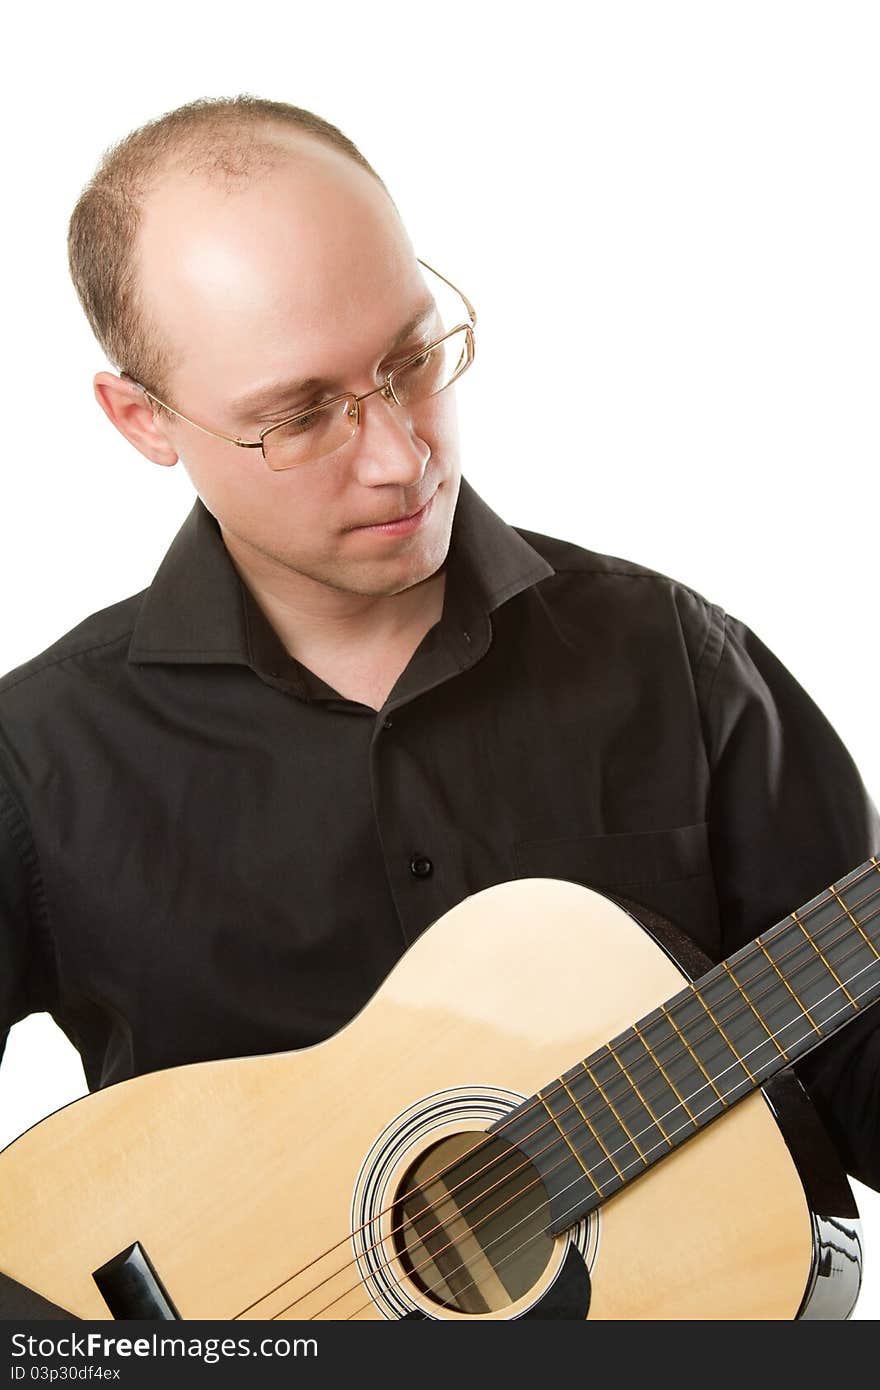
left=220, top=527, right=448, bottom=666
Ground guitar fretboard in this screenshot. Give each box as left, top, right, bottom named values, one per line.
left=491, top=856, right=880, bottom=1235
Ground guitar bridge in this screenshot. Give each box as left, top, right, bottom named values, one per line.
left=92, top=1241, right=180, bottom=1320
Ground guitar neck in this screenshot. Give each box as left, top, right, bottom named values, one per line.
left=493, top=856, right=880, bottom=1235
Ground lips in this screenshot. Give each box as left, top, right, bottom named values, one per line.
left=380, top=501, right=426, bottom=524
left=354, top=493, right=433, bottom=528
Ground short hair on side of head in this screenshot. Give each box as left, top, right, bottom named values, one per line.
left=67, top=93, right=392, bottom=420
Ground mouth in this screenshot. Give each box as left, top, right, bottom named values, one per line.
left=350, top=487, right=438, bottom=536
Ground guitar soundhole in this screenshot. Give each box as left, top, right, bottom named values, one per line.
left=391, top=1130, right=554, bottom=1315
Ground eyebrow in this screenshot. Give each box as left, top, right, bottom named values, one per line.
left=230, top=300, right=437, bottom=421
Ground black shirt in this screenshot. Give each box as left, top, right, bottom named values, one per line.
left=1, top=473, right=878, bottom=1204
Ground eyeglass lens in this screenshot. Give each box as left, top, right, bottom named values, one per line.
left=262, top=325, right=474, bottom=471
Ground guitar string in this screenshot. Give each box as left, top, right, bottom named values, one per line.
left=350, top=958, right=880, bottom=1322
left=235, top=866, right=880, bottom=1318
left=339, top=942, right=880, bottom=1320
left=228, top=865, right=879, bottom=1319
left=239, top=871, right=880, bottom=1319
left=321, top=924, right=880, bottom=1321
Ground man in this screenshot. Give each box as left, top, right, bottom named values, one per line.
left=1, top=94, right=878, bottom=1318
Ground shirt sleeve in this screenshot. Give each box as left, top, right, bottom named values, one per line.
left=0, top=777, right=43, bottom=1070
left=698, top=606, right=880, bottom=1192
left=0, top=778, right=72, bottom=1317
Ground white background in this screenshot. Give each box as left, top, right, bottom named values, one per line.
left=1, top=0, right=877, bottom=1319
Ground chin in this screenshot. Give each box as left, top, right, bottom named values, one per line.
left=348, top=546, right=447, bottom=598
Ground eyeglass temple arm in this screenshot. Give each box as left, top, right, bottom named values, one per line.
left=119, top=373, right=262, bottom=449
left=117, top=258, right=475, bottom=439
left=417, top=258, right=478, bottom=329
left=120, top=265, right=475, bottom=400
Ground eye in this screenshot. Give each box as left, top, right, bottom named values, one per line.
left=261, top=398, right=324, bottom=427
left=391, top=342, right=433, bottom=373
left=274, top=406, right=326, bottom=436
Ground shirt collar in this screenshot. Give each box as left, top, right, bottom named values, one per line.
left=128, top=473, right=555, bottom=694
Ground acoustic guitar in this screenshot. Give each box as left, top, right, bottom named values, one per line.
left=1, top=855, right=878, bottom=1321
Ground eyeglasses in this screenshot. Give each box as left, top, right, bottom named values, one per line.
left=122, top=258, right=476, bottom=472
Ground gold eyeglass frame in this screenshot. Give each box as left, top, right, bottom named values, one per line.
left=122, top=258, right=477, bottom=469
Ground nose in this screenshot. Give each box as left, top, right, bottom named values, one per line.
left=349, top=386, right=431, bottom=488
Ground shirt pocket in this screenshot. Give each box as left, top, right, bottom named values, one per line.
left=511, top=821, right=720, bottom=960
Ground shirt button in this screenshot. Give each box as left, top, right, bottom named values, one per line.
left=410, top=855, right=433, bottom=878
left=382, top=716, right=393, bottom=729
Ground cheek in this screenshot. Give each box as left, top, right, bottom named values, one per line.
left=415, top=392, right=460, bottom=455
left=177, top=438, right=266, bottom=515
left=179, top=440, right=338, bottom=548
left=250, top=473, right=341, bottom=555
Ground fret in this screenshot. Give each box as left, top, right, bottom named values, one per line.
left=586, top=1046, right=665, bottom=1164
left=532, top=1072, right=619, bottom=1235
left=788, top=863, right=880, bottom=1024
left=491, top=1084, right=609, bottom=1234
left=720, top=929, right=814, bottom=1052
left=720, top=959, right=790, bottom=1064
left=534, top=1087, right=608, bottom=1214
left=575, top=1061, right=631, bottom=1173
left=632, top=1017, right=700, bottom=1130
left=692, top=982, right=758, bottom=1085
left=838, top=857, right=880, bottom=946
left=608, top=1028, right=679, bottom=1150
left=754, top=936, right=824, bottom=1042
left=832, top=865, right=880, bottom=948
left=779, top=860, right=880, bottom=981
left=539, top=1089, right=597, bottom=1184
left=694, top=964, right=781, bottom=1079
left=542, top=1067, right=617, bottom=1189
left=818, top=921, right=879, bottom=1011
left=558, top=1077, right=619, bottom=1183
left=830, top=886, right=880, bottom=963
left=784, top=869, right=869, bottom=987
left=792, top=909, right=856, bottom=1006
left=641, top=1000, right=727, bottom=1124
left=553, top=1074, right=626, bottom=1182
left=664, top=990, right=753, bottom=1104
left=571, top=1058, right=645, bottom=1181
left=761, top=918, right=854, bottom=1035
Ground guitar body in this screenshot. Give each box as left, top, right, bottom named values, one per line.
left=0, top=877, right=862, bottom=1319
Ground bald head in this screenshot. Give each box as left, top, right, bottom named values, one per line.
left=67, top=95, right=393, bottom=405
left=135, top=134, right=417, bottom=424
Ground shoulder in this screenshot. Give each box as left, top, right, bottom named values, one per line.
left=515, top=522, right=724, bottom=638
left=513, top=520, right=703, bottom=591
left=0, top=590, right=147, bottom=705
